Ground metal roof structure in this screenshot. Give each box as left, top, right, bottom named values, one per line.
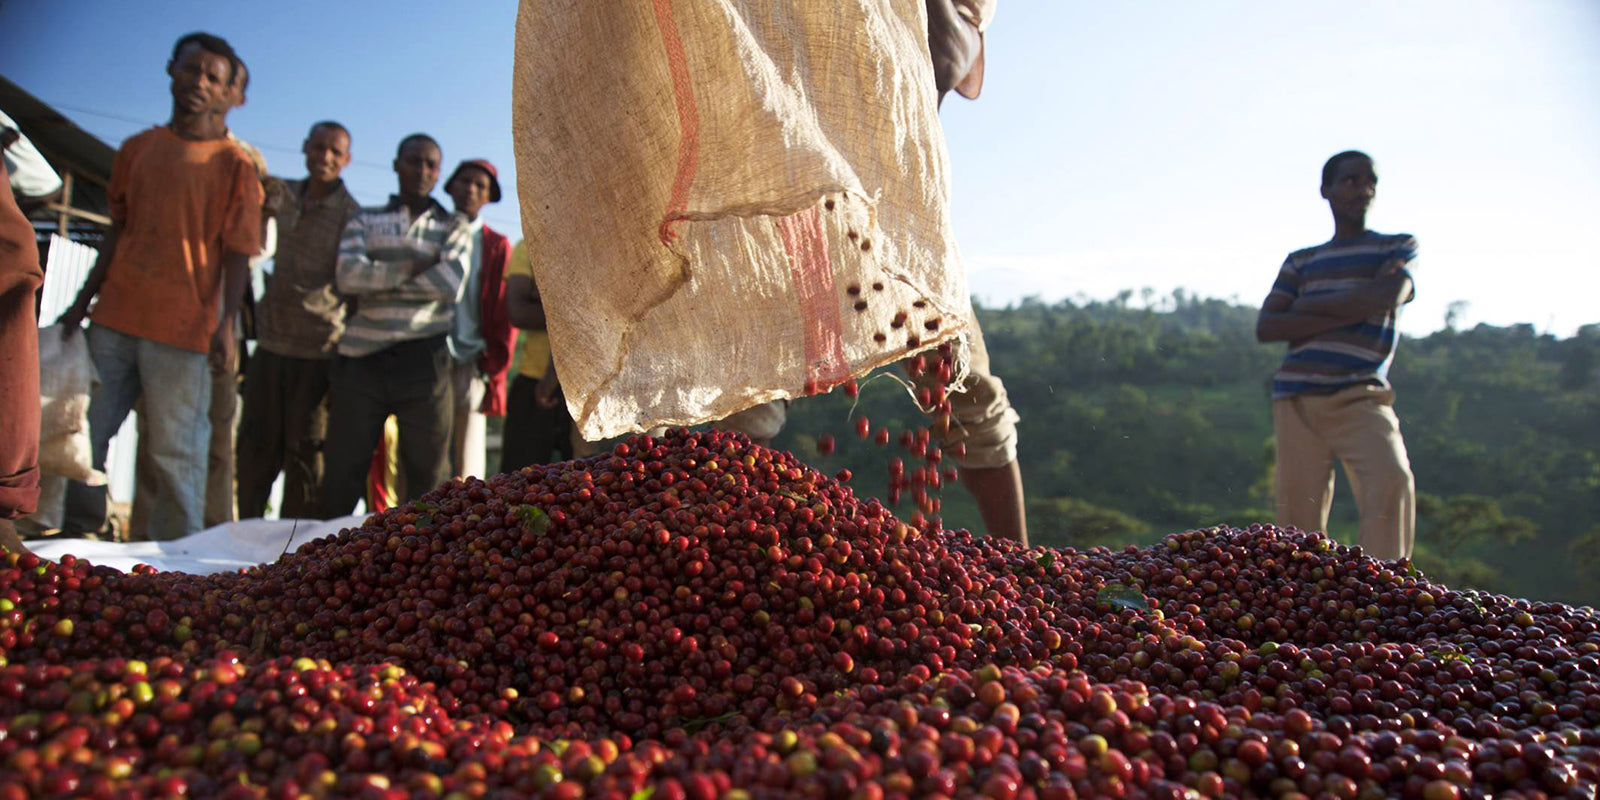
left=1, top=73, right=114, bottom=239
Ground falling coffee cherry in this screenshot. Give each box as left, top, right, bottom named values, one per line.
left=816, top=434, right=835, bottom=456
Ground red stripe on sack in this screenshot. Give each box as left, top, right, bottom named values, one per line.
left=651, top=0, right=700, bottom=244
left=777, top=207, right=849, bottom=393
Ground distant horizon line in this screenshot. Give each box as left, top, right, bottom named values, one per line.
left=969, top=289, right=1597, bottom=341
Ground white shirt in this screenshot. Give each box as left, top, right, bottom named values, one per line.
left=448, top=216, right=486, bottom=364
left=1, top=109, right=64, bottom=199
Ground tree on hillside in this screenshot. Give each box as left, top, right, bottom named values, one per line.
left=1027, top=497, right=1149, bottom=550
left=1568, top=524, right=1600, bottom=607
left=1413, top=493, right=1538, bottom=590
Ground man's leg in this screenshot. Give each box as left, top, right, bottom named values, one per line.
left=500, top=375, right=546, bottom=472
left=921, top=307, right=1027, bottom=545
left=1326, top=386, right=1416, bottom=561
left=1272, top=395, right=1337, bottom=535
left=717, top=400, right=787, bottom=448
left=279, top=357, right=331, bottom=519
left=448, top=361, right=488, bottom=479
left=204, top=350, right=240, bottom=527
left=134, top=336, right=212, bottom=539
left=551, top=400, right=576, bottom=462
left=235, top=349, right=288, bottom=519
left=63, top=326, right=142, bottom=535
left=463, top=377, right=487, bottom=479
left=365, top=417, right=403, bottom=513
left=393, top=337, right=455, bottom=504
left=128, top=408, right=156, bottom=540
left=320, top=354, right=391, bottom=519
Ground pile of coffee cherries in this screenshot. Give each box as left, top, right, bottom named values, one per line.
left=2, top=429, right=1595, bottom=799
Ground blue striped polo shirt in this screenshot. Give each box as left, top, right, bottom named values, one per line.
left=1269, top=231, right=1418, bottom=399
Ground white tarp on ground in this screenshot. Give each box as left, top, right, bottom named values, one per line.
left=25, top=516, right=366, bottom=576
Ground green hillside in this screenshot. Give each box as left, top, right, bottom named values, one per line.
left=775, top=293, right=1600, bottom=607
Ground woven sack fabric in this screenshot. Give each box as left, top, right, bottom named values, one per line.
left=514, top=0, right=969, bottom=440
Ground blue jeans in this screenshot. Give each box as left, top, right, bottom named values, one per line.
left=63, top=325, right=212, bottom=539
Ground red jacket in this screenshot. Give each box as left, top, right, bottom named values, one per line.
left=475, top=224, right=516, bottom=416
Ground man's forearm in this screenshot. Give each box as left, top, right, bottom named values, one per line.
left=1256, top=309, right=1358, bottom=343
left=16, top=187, right=63, bottom=216
left=1371, top=273, right=1414, bottom=310
left=503, top=276, right=546, bottom=329
left=506, top=299, right=546, bottom=329
left=386, top=257, right=463, bottom=302
left=218, top=250, right=252, bottom=325
left=67, top=226, right=120, bottom=314
left=1291, top=274, right=1414, bottom=321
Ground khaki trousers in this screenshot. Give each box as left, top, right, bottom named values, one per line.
left=1272, top=384, right=1415, bottom=560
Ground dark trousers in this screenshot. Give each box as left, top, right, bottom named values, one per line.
left=236, top=349, right=331, bottom=519
left=318, top=335, right=453, bottom=518
left=499, top=374, right=573, bottom=472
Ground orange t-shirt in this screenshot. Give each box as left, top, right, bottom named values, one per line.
left=90, top=126, right=263, bottom=353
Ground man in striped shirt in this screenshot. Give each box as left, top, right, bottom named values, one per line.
left=1256, top=150, right=1417, bottom=561
left=318, top=133, right=471, bottom=518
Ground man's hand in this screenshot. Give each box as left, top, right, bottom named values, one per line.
left=535, top=371, right=562, bottom=409
left=408, top=249, right=443, bottom=279
left=476, top=371, right=497, bottom=414
left=210, top=325, right=236, bottom=373
left=261, top=177, right=288, bottom=219
left=57, top=303, right=88, bottom=338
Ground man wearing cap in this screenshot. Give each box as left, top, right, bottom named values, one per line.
left=442, top=159, right=515, bottom=479
left=317, top=133, right=470, bottom=517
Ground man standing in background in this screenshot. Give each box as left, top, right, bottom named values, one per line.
left=127, top=56, right=266, bottom=535
left=58, top=32, right=263, bottom=539
left=1256, top=150, right=1418, bottom=561
left=318, top=133, right=468, bottom=517
left=914, top=0, right=1029, bottom=545
left=442, top=158, right=515, bottom=480
left=501, top=239, right=573, bottom=469
left=236, top=121, right=360, bottom=519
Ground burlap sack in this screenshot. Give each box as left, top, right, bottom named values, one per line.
left=513, top=0, right=970, bottom=440
left=37, top=326, right=105, bottom=486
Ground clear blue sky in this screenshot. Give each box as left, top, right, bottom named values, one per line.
left=4, top=1, right=1596, bottom=336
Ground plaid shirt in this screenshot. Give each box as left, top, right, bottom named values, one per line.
left=256, top=178, right=361, bottom=359
left=335, top=196, right=471, bottom=357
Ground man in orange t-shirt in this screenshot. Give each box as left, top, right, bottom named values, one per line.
left=58, top=32, right=263, bottom=539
